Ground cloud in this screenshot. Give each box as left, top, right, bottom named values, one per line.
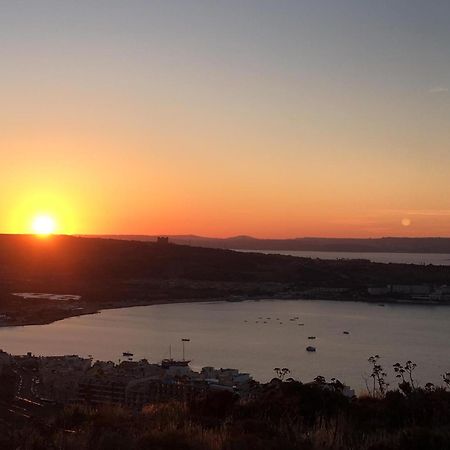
left=378, top=209, right=450, bottom=217
left=429, top=87, right=449, bottom=94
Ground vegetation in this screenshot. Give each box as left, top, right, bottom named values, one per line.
left=1, top=358, right=449, bottom=449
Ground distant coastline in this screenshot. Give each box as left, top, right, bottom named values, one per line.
left=82, top=234, right=450, bottom=254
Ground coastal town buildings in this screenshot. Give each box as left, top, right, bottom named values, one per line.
left=367, top=284, right=450, bottom=301
left=75, top=358, right=252, bottom=410
left=3, top=352, right=253, bottom=411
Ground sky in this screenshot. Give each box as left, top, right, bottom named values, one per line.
left=1, top=0, right=449, bottom=238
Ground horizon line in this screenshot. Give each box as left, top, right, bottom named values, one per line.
left=3, top=233, right=450, bottom=240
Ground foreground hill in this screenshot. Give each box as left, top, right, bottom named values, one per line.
left=0, top=234, right=449, bottom=326
left=1, top=368, right=450, bottom=449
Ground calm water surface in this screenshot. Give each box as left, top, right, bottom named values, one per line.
left=1, top=300, right=449, bottom=392
left=238, top=250, right=450, bottom=265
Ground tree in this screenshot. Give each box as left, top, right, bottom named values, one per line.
left=273, top=367, right=290, bottom=381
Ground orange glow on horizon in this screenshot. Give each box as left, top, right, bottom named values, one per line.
left=2, top=140, right=450, bottom=238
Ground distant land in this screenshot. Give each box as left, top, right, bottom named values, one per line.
left=1, top=235, right=450, bottom=328
left=83, top=235, right=450, bottom=254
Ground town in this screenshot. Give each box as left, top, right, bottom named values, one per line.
left=0, top=349, right=256, bottom=418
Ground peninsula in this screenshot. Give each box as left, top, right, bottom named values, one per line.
left=1, top=234, right=450, bottom=327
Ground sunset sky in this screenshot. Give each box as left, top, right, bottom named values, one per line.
left=1, top=1, right=449, bottom=238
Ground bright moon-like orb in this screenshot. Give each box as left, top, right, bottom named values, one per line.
left=401, top=218, right=411, bottom=227
left=32, top=215, right=57, bottom=236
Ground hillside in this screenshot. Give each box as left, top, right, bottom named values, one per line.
left=2, top=234, right=450, bottom=285
left=85, top=234, right=450, bottom=253
left=1, top=234, right=450, bottom=327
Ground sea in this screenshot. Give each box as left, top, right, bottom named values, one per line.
left=0, top=299, right=449, bottom=393
left=237, top=249, right=450, bottom=266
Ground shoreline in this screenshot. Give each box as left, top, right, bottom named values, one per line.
left=2, top=293, right=449, bottom=329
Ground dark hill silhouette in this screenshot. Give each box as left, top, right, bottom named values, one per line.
left=1, top=234, right=450, bottom=326
left=1, top=234, right=450, bottom=286
left=82, top=234, right=450, bottom=253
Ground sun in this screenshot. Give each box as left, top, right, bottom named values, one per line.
left=31, top=215, right=57, bottom=236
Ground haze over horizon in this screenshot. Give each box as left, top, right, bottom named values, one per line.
left=79, top=233, right=450, bottom=241
left=2, top=1, right=449, bottom=238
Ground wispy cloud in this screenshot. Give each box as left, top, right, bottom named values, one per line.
left=378, top=209, right=450, bottom=217
left=429, top=86, right=449, bottom=94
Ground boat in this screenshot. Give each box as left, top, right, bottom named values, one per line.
left=161, top=359, right=190, bottom=369
left=122, top=351, right=133, bottom=357
left=306, top=346, right=316, bottom=352
left=343, top=331, right=350, bottom=335
left=308, top=336, right=316, bottom=340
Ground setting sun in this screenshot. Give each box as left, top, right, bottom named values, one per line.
left=31, top=215, right=57, bottom=236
